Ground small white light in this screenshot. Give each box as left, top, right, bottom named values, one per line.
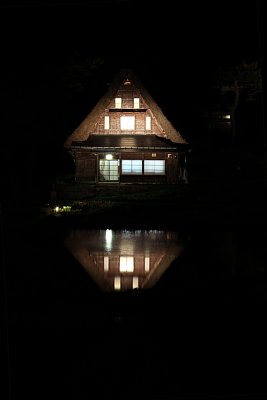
left=55, top=206, right=59, bottom=212
left=223, top=114, right=231, bottom=119
left=106, top=154, right=113, bottom=160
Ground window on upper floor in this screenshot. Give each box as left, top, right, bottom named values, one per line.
left=115, top=97, right=122, bottom=108
left=104, top=116, right=110, bottom=130
left=134, top=98, right=140, bottom=109
left=145, top=256, right=150, bottom=272
left=146, top=116, right=151, bottom=130
left=120, top=116, right=135, bottom=130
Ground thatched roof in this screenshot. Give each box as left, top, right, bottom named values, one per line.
left=64, top=68, right=187, bottom=149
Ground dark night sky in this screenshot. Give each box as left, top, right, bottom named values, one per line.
left=0, top=0, right=265, bottom=200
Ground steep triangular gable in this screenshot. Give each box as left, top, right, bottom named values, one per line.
left=64, top=68, right=187, bottom=148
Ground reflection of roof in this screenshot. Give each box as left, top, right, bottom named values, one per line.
left=64, top=229, right=184, bottom=293
left=72, top=134, right=187, bottom=150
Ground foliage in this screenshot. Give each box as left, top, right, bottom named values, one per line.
left=60, top=53, right=105, bottom=101
left=214, top=61, right=262, bottom=102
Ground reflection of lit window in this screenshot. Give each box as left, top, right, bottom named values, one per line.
left=104, top=256, right=109, bottom=272
left=145, top=257, right=150, bottom=272
left=104, top=116, right=109, bottom=129
left=115, top=98, right=122, bottom=108
left=121, top=160, right=142, bottom=175
left=114, top=276, right=121, bottom=290
left=132, top=277, right=139, bottom=289
left=134, top=98, right=140, bottom=109
left=144, top=160, right=165, bottom=175
left=120, top=116, right=135, bottom=130
left=105, top=229, right=112, bottom=251
left=120, top=256, right=134, bottom=272
left=146, top=116, right=151, bottom=130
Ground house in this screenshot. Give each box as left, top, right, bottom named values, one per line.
left=64, top=68, right=189, bottom=185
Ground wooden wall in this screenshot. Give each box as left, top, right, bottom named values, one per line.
left=73, top=150, right=180, bottom=184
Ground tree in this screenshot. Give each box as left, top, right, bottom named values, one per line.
left=211, top=61, right=262, bottom=138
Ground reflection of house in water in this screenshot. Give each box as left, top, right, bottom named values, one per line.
left=64, top=230, right=184, bottom=292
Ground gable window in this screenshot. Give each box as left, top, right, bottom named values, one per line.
left=134, top=98, right=140, bottom=109
left=115, top=97, right=122, bottom=108
left=144, top=160, right=165, bottom=175
left=121, top=160, right=142, bottom=175
left=104, top=116, right=109, bottom=130
left=145, top=256, right=150, bottom=272
left=120, top=116, right=135, bottom=130
left=146, top=116, right=151, bottom=130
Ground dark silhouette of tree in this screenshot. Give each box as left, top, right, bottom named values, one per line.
left=212, top=61, right=262, bottom=138
left=60, top=54, right=105, bottom=102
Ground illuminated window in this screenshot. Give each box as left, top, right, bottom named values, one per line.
left=120, top=256, right=134, bottom=272
left=99, top=160, right=119, bottom=181
left=114, top=276, right=121, bottom=290
left=104, top=256, right=109, bottom=272
left=104, top=116, right=109, bottom=130
left=120, top=116, right=135, bottom=130
left=134, top=98, right=140, bottom=109
left=145, top=257, right=150, bottom=272
left=132, top=277, right=139, bottom=289
left=115, top=98, right=122, bottom=108
left=146, top=116, right=151, bottom=130
left=144, top=160, right=165, bottom=175
left=121, top=160, right=142, bottom=175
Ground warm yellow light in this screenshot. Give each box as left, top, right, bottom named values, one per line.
left=106, top=154, right=113, bottom=160
left=223, top=114, right=231, bottom=119
left=120, top=256, right=134, bottom=272
left=132, top=277, right=139, bottom=289
left=55, top=206, right=59, bottom=212
left=114, top=276, right=121, bottom=290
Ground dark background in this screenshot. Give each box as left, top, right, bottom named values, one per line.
left=1, top=3, right=267, bottom=399
left=1, top=0, right=265, bottom=203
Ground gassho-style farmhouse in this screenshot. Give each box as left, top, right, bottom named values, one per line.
left=64, top=68, right=189, bottom=185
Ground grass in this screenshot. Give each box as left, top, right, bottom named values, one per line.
left=29, top=179, right=266, bottom=231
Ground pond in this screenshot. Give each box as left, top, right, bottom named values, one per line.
left=5, top=224, right=267, bottom=400
left=64, top=229, right=185, bottom=292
